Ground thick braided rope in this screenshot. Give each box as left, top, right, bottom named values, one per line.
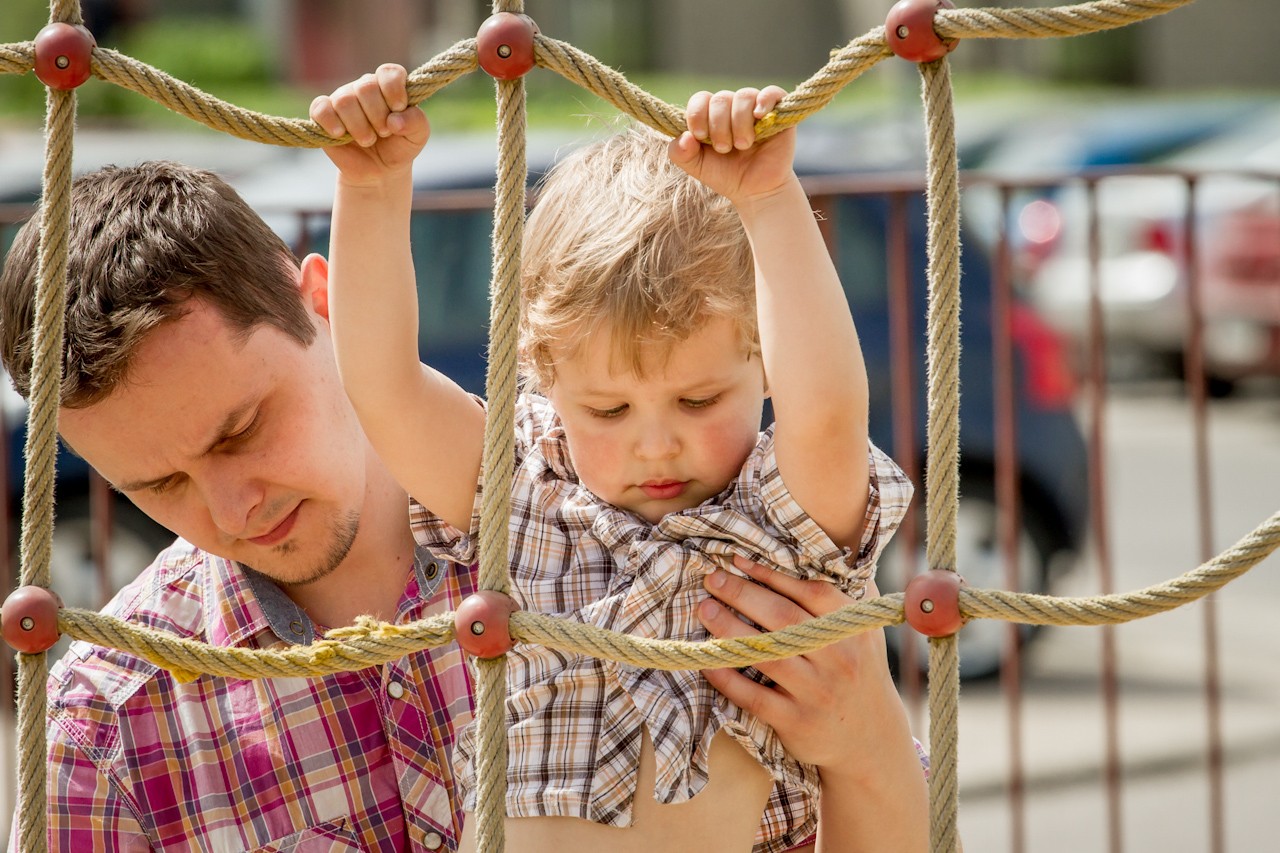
left=469, top=0, right=530, bottom=846
left=936, top=0, right=1191, bottom=39
left=14, top=0, right=82, bottom=846
left=49, top=507, right=1279, bottom=674
left=918, top=56, right=964, bottom=853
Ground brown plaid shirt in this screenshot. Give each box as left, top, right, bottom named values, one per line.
left=411, top=394, right=913, bottom=852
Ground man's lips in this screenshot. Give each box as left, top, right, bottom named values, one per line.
left=248, top=505, right=300, bottom=547
left=639, top=480, right=688, bottom=501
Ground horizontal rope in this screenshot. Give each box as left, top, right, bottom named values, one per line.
left=89, top=41, right=479, bottom=146
left=51, top=509, right=1279, bottom=681
left=963, top=508, right=1280, bottom=626
left=936, top=0, right=1194, bottom=40
left=58, top=610, right=456, bottom=682
left=0, top=42, right=33, bottom=76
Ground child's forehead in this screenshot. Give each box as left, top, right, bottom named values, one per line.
left=554, top=316, right=753, bottom=386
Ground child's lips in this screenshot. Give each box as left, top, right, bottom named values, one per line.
left=640, top=480, right=688, bottom=501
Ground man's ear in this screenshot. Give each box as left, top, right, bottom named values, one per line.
left=298, top=253, right=330, bottom=321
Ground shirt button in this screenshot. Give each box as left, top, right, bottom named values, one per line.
left=387, top=680, right=406, bottom=700
left=423, top=830, right=443, bottom=850
left=424, top=560, right=439, bottom=580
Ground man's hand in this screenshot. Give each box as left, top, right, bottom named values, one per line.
left=309, top=63, right=430, bottom=187
left=697, top=555, right=899, bottom=770
left=700, top=556, right=931, bottom=852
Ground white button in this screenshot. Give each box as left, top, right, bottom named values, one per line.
left=387, top=680, right=406, bottom=700
left=423, top=830, right=443, bottom=850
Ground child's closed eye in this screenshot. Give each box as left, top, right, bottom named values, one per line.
left=586, top=404, right=628, bottom=419
left=681, top=394, right=721, bottom=409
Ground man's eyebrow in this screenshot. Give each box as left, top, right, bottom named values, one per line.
left=114, top=401, right=255, bottom=492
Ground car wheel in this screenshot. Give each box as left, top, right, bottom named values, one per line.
left=878, top=474, right=1055, bottom=681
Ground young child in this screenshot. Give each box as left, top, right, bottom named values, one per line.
left=311, top=66, right=920, bottom=852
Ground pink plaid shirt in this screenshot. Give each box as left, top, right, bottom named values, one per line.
left=33, top=533, right=476, bottom=852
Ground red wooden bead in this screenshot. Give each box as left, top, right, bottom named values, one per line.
left=885, top=0, right=958, bottom=64
left=453, top=591, right=518, bottom=658
left=903, top=570, right=965, bottom=638
left=1, top=586, right=63, bottom=654
left=33, top=22, right=97, bottom=91
left=476, top=12, right=537, bottom=80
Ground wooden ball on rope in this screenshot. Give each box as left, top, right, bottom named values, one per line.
left=1, top=585, right=63, bottom=654
left=453, top=591, right=519, bottom=659
left=885, top=0, right=959, bottom=64
left=33, top=22, right=97, bottom=90
left=903, top=570, right=965, bottom=638
left=476, top=13, right=538, bottom=80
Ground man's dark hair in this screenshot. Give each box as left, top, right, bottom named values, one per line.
left=0, top=161, right=315, bottom=407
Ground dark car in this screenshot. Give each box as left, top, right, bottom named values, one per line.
left=249, top=121, right=1089, bottom=680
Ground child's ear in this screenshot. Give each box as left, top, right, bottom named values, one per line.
left=298, top=253, right=331, bottom=320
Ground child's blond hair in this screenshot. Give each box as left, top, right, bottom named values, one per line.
left=519, top=127, right=758, bottom=392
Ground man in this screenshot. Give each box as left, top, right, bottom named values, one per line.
left=0, top=160, right=926, bottom=851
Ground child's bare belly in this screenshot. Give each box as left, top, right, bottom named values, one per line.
left=458, top=728, right=772, bottom=853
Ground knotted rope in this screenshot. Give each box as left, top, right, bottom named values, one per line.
left=7, top=2, right=1275, bottom=852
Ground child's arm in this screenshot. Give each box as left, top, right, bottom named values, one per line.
left=669, top=89, right=870, bottom=549
left=311, top=65, right=484, bottom=530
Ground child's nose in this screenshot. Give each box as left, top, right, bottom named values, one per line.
left=633, top=420, right=680, bottom=460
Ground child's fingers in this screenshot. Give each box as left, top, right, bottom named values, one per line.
left=353, top=73, right=394, bottom=139
left=731, top=88, right=760, bottom=149
left=685, top=90, right=713, bottom=143
left=326, top=78, right=377, bottom=147
left=755, top=85, right=787, bottom=118
left=706, top=90, right=735, bottom=153
left=309, top=95, right=345, bottom=139
left=375, top=63, right=409, bottom=113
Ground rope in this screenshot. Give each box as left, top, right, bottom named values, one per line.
left=0, top=42, right=33, bottom=76
left=917, top=53, right=964, bottom=853
left=10, top=1, right=1269, bottom=851
left=936, top=0, right=1192, bottom=40
left=49, top=509, right=1279, bottom=676
left=471, top=0, right=528, bottom=843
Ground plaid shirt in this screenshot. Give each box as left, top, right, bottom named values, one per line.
left=32, top=532, right=476, bottom=852
left=412, top=394, right=914, bottom=853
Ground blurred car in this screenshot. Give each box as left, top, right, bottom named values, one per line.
left=239, top=120, right=1090, bottom=681
left=1019, top=105, right=1280, bottom=393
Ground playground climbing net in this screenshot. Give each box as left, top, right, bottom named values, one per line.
left=0, top=0, right=1275, bottom=851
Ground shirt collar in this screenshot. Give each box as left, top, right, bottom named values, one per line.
left=219, top=544, right=447, bottom=647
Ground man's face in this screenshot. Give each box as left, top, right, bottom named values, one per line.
left=58, top=298, right=374, bottom=587
left=546, top=315, right=766, bottom=524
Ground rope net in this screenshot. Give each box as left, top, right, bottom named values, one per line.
left=4, top=0, right=1276, bottom=851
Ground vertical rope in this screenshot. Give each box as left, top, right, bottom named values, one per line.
left=16, top=2, right=83, bottom=849
left=472, top=1, right=526, bottom=849
left=918, top=57, right=963, bottom=853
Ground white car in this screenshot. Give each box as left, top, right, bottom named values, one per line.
left=1018, top=106, right=1280, bottom=393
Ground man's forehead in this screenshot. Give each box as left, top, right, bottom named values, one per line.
left=56, top=309, right=273, bottom=485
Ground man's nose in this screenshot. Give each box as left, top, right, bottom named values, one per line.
left=199, top=466, right=261, bottom=538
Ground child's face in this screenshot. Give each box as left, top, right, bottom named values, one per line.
left=546, top=315, right=765, bottom=524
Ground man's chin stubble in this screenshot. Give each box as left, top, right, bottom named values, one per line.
left=278, top=510, right=360, bottom=588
